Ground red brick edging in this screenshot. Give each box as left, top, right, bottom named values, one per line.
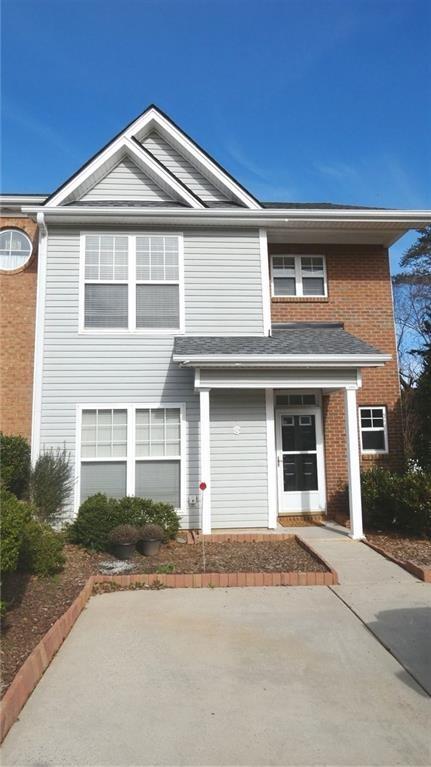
left=0, top=534, right=337, bottom=743
left=364, top=540, right=431, bottom=582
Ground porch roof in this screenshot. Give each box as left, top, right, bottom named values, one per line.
left=173, top=324, right=391, bottom=368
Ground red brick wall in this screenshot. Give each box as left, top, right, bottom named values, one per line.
left=0, top=217, right=38, bottom=440
left=270, top=243, right=403, bottom=520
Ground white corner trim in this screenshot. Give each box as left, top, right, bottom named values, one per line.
left=259, top=229, right=272, bottom=336
left=265, top=389, right=278, bottom=528
left=31, top=212, right=48, bottom=464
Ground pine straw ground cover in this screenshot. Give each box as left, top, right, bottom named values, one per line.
left=366, top=533, right=431, bottom=567
left=1, top=538, right=326, bottom=698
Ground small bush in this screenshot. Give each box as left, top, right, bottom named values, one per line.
left=30, top=447, right=73, bottom=524
left=68, top=494, right=117, bottom=551
left=0, top=487, right=33, bottom=572
left=109, top=524, right=139, bottom=544
left=361, top=467, right=431, bottom=537
left=71, top=494, right=180, bottom=550
left=19, top=521, right=65, bottom=576
left=0, top=433, right=31, bottom=499
left=138, top=523, right=164, bottom=541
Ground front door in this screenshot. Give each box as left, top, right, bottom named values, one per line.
left=276, top=408, right=326, bottom=513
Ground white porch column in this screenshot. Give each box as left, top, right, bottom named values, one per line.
left=344, top=386, right=364, bottom=540
left=199, top=388, right=211, bottom=535
left=265, top=389, right=278, bottom=528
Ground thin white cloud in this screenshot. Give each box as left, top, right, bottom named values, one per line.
left=315, top=161, right=359, bottom=181
left=2, top=102, right=78, bottom=158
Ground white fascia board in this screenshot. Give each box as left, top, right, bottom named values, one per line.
left=44, top=135, right=204, bottom=209
left=173, top=353, right=392, bottom=367
left=1, top=195, right=48, bottom=206
left=124, top=108, right=262, bottom=210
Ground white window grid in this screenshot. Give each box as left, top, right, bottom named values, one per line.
left=0, top=229, right=33, bottom=269
left=136, top=235, right=179, bottom=284
left=271, top=254, right=327, bottom=297
left=136, top=408, right=181, bottom=458
left=81, top=408, right=128, bottom=459
left=359, top=406, right=388, bottom=454
left=84, top=235, right=128, bottom=282
left=80, top=233, right=184, bottom=333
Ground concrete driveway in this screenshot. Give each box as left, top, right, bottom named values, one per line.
left=2, top=587, right=430, bottom=766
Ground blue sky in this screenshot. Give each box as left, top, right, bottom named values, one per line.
left=2, top=0, right=430, bottom=271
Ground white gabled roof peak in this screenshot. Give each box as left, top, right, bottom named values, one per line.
left=44, top=104, right=261, bottom=210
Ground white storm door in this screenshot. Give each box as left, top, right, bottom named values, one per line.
left=276, top=408, right=326, bottom=513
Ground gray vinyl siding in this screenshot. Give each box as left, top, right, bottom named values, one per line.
left=142, top=132, right=230, bottom=202
left=184, top=229, right=264, bottom=335
left=200, top=368, right=357, bottom=387
left=40, top=225, right=265, bottom=524
left=82, top=158, right=173, bottom=202
left=210, top=390, right=269, bottom=528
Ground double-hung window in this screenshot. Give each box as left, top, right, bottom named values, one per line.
left=79, top=406, right=183, bottom=507
left=83, top=234, right=181, bottom=331
left=359, top=407, right=388, bottom=453
left=271, top=255, right=327, bottom=297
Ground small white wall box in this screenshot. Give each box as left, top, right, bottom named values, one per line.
left=188, top=495, right=198, bottom=505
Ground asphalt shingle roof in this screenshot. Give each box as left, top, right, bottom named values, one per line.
left=174, top=327, right=382, bottom=357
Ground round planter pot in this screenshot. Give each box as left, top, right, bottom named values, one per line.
left=111, top=542, right=136, bottom=561
left=138, top=539, right=162, bottom=556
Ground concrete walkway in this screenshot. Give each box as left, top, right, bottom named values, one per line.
left=2, top=587, right=430, bottom=766
left=281, top=522, right=431, bottom=694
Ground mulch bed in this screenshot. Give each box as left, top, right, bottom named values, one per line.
left=366, top=533, right=431, bottom=567
left=1, top=537, right=326, bottom=699
left=1, top=546, right=106, bottom=697
left=136, top=538, right=327, bottom=574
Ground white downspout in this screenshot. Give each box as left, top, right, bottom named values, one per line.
left=31, top=211, right=48, bottom=464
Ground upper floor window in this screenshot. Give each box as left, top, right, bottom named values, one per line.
left=271, top=255, right=327, bottom=297
left=82, top=233, right=182, bottom=331
left=359, top=406, right=388, bottom=454
left=0, top=229, right=32, bottom=271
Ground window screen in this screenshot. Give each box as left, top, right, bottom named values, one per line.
left=81, top=409, right=127, bottom=458
left=135, top=460, right=180, bottom=507
left=80, top=461, right=127, bottom=502
left=85, top=284, right=128, bottom=328
left=301, top=257, right=325, bottom=296
left=136, top=285, right=179, bottom=328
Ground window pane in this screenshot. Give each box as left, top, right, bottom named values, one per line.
left=362, top=431, right=385, bottom=451
left=301, top=257, right=324, bottom=273
left=0, top=229, right=32, bottom=270
left=302, top=277, right=324, bottom=296
left=85, top=285, right=128, bottom=328
left=273, top=277, right=296, bottom=296
left=135, top=460, right=180, bottom=506
left=80, top=462, right=126, bottom=502
left=136, top=285, right=179, bottom=328
left=283, top=454, right=318, bottom=492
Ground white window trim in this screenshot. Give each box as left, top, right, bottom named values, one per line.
left=270, top=254, right=328, bottom=298
left=359, top=405, right=389, bottom=454
left=79, top=231, right=185, bottom=335
left=0, top=228, right=33, bottom=271
left=74, top=403, right=187, bottom=515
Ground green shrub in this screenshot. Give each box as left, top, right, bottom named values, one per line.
left=0, top=433, right=31, bottom=499
left=68, top=494, right=117, bottom=550
left=30, top=447, right=73, bottom=524
left=361, top=467, right=431, bottom=536
left=19, top=521, right=65, bottom=576
left=0, top=487, right=33, bottom=572
left=70, top=494, right=180, bottom=550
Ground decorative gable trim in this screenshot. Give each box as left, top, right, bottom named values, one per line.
left=45, top=134, right=206, bottom=209
left=44, top=104, right=260, bottom=210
